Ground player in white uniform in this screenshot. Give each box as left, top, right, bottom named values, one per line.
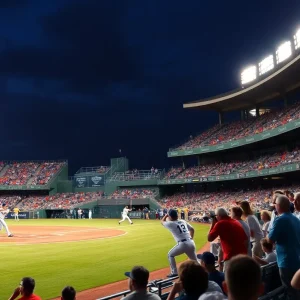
left=0, top=203, right=13, bottom=237
left=119, top=206, right=133, bottom=225
left=162, top=209, right=197, bottom=277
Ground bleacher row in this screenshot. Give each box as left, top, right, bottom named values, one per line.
left=164, top=147, right=300, bottom=180
left=0, top=189, right=157, bottom=210
left=0, top=185, right=297, bottom=211
left=0, top=161, right=66, bottom=186
left=173, top=101, right=300, bottom=151
left=159, top=185, right=299, bottom=213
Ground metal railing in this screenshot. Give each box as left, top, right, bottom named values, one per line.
left=107, top=170, right=163, bottom=182
left=97, top=276, right=178, bottom=300
left=75, top=166, right=111, bottom=174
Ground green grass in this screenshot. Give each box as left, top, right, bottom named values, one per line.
left=0, top=219, right=208, bottom=299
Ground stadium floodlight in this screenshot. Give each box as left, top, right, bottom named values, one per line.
left=241, top=66, right=257, bottom=85
left=294, top=29, right=300, bottom=50
left=259, top=55, right=274, bottom=75
left=276, top=41, right=292, bottom=64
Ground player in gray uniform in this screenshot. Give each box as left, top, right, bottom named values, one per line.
left=162, top=209, right=197, bottom=277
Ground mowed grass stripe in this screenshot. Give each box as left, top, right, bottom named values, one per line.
left=0, top=219, right=208, bottom=300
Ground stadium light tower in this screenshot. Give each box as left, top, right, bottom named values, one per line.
left=276, top=41, right=292, bottom=64
left=294, top=29, right=300, bottom=50
left=259, top=55, right=274, bottom=76
left=241, top=66, right=257, bottom=85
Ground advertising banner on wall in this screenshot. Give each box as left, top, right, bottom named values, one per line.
left=88, top=175, right=104, bottom=187
left=5, top=212, right=29, bottom=219
left=74, top=176, right=88, bottom=188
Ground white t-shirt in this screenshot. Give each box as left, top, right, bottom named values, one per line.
left=238, top=220, right=251, bottom=256
left=123, top=208, right=129, bottom=216
left=294, top=211, right=300, bottom=220
left=264, top=251, right=277, bottom=263
left=246, top=215, right=264, bottom=242
left=262, top=221, right=270, bottom=237
left=163, top=220, right=193, bottom=242
left=268, top=210, right=277, bottom=232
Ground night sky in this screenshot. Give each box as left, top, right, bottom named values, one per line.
left=0, top=0, right=300, bottom=174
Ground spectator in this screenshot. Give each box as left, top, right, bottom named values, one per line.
left=123, top=266, right=160, bottom=300
left=268, top=195, right=300, bottom=299
left=268, top=190, right=285, bottom=231
left=260, top=210, right=271, bottom=237
left=231, top=206, right=251, bottom=256
left=8, top=277, right=41, bottom=300
left=253, top=238, right=277, bottom=265
left=239, top=201, right=264, bottom=257
left=61, top=286, right=76, bottom=300
left=167, top=260, right=222, bottom=300
left=197, top=252, right=225, bottom=292
left=199, top=255, right=263, bottom=300
left=293, top=192, right=300, bottom=220
left=207, top=208, right=248, bottom=271
left=285, top=190, right=295, bottom=213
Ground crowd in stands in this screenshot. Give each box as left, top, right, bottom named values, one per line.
left=110, top=168, right=161, bottom=181
left=164, top=167, right=184, bottom=179
left=175, top=101, right=300, bottom=151
left=164, top=147, right=300, bottom=180
left=159, top=185, right=300, bottom=214
left=109, top=189, right=156, bottom=199
left=0, top=191, right=103, bottom=210
left=0, top=161, right=65, bottom=186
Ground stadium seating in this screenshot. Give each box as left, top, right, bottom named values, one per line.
left=159, top=185, right=298, bottom=212
left=0, top=192, right=103, bottom=210
left=0, top=161, right=66, bottom=186
left=258, top=286, right=287, bottom=300
left=172, top=101, right=300, bottom=151
left=163, top=147, right=300, bottom=179
left=108, top=188, right=157, bottom=199
left=261, top=262, right=282, bottom=295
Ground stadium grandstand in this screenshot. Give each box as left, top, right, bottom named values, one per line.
left=2, top=26, right=300, bottom=300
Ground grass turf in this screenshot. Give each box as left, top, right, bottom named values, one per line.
left=0, top=219, right=208, bottom=299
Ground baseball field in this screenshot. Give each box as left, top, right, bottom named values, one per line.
left=0, top=219, right=209, bottom=300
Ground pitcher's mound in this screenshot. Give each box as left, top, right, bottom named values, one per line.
left=0, top=226, right=126, bottom=245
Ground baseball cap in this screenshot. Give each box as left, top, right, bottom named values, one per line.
left=197, top=252, right=216, bottom=265
left=124, top=266, right=149, bottom=286
left=168, top=209, right=178, bottom=219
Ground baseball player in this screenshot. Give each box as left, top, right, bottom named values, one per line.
left=162, top=209, right=197, bottom=277
left=13, top=207, right=20, bottom=221
left=0, top=203, right=13, bottom=237
left=118, top=206, right=133, bottom=225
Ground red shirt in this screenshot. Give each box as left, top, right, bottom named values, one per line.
left=19, top=294, right=41, bottom=300
left=209, top=217, right=248, bottom=261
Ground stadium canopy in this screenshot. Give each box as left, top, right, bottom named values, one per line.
left=183, top=53, right=300, bottom=112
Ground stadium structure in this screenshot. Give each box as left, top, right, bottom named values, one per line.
left=2, top=28, right=300, bottom=222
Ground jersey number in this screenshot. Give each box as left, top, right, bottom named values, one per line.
left=177, top=224, right=187, bottom=234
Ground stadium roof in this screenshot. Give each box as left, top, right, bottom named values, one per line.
left=184, top=52, right=300, bottom=112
